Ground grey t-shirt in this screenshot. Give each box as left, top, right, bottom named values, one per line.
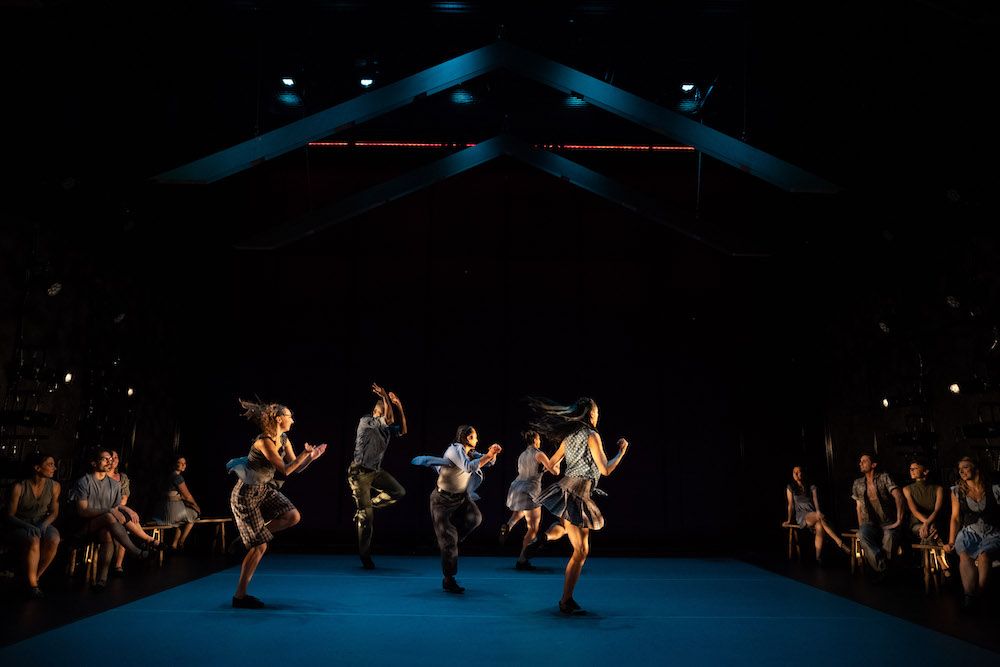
left=69, top=474, right=122, bottom=512
left=353, top=415, right=401, bottom=470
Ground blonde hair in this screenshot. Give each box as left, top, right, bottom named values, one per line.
left=956, top=456, right=989, bottom=498
left=238, top=398, right=289, bottom=438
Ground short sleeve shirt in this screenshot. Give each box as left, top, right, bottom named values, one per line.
left=69, top=474, right=122, bottom=512
left=851, top=472, right=898, bottom=525
left=353, top=415, right=401, bottom=470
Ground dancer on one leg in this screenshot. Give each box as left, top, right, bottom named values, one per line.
left=500, top=430, right=559, bottom=570
left=4, top=453, right=61, bottom=598
left=347, top=383, right=407, bottom=569
left=228, top=399, right=326, bottom=608
left=413, top=425, right=501, bottom=593
left=524, top=397, right=628, bottom=615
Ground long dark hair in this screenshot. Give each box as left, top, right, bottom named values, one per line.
left=789, top=465, right=811, bottom=496
left=525, top=396, right=596, bottom=444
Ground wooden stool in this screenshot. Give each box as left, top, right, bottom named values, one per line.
left=913, top=543, right=949, bottom=594
left=782, top=523, right=802, bottom=560
left=842, top=530, right=864, bottom=574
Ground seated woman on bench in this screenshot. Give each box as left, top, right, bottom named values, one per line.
left=783, top=465, right=851, bottom=564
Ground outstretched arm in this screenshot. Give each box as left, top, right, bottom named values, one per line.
left=258, top=436, right=319, bottom=476
left=535, top=451, right=560, bottom=476
left=587, top=432, right=628, bottom=476
left=389, top=392, right=407, bottom=435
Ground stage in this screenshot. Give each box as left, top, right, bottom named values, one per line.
left=2, top=555, right=996, bottom=664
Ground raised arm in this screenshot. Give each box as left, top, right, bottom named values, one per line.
left=388, top=392, right=407, bottom=435
left=586, top=432, right=628, bottom=476
left=535, top=450, right=560, bottom=476
left=373, top=382, right=394, bottom=424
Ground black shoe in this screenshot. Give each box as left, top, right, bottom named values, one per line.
left=515, top=560, right=537, bottom=571
left=27, top=586, right=45, bottom=599
left=559, top=600, right=586, bottom=615
left=523, top=533, right=548, bottom=559
left=232, top=595, right=266, bottom=609
left=111, top=567, right=126, bottom=578
left=361, top=557, right=376, bottom=570
left=442, top=577, right=465, bottom=594
left=91, top=581, right=107, bottom=593
left=499, top=523, right=509, bottom=545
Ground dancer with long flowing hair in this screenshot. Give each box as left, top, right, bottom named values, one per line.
left=227, top=399, right=326, bottom=608
left=524, top=396, right=628, bottom=614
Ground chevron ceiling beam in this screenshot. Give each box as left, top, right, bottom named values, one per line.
left=154, top=41, right=840, bottom=195
left=237, top=133, right=759, bottom=256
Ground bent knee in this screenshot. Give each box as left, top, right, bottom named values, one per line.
left=286, top=509, right=301, bottom=526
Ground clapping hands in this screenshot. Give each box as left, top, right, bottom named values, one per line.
left=305, top=443, right=328, bottom=459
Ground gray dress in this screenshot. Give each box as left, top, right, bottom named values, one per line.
left=506, top=447, right=543, bottom=511
left=787, top=484, right=818, bottom=530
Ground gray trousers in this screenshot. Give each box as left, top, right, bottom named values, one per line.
left=430, top=488, right=481, bottom=577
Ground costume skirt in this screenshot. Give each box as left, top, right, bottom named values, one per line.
left=506, top=478, right=542, bottom=512
left=230, top=479, right=296, bottom=548
left=955, top=521, right=1000, bottom=559
left=537, top=476, right=604, bottom=530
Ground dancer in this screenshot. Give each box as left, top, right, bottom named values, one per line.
left=156, top=455, right=201, bottom=552
left=524, top=397, right=628, bottom=615
left=347, top=382, right=408, bottom=569
left=782, top=465, right=851, bottom=564
left=4, top=453, right=61, bottom=598
left=228, top=399, right=326, bottom=608
left=413, top=425, right=501, bottom=593
left=500, top=430, right=559, bottom=570
left=943, top=456, right=1000, bottom=608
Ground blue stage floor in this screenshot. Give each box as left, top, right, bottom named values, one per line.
left=2, top=555, right=995, bottom=665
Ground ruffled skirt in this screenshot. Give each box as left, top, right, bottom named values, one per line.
left=506, top=478, right=542, bottom=511
left=537, top=476, right=604, bottom=530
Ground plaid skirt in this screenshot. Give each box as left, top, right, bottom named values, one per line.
left=230, top=479, right=297, bottom=548
left=537, top=476, right=604, bottom=530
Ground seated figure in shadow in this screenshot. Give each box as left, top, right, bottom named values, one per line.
left=782, top=465, right=851, bottom=564
left=4, top=452, right=61, bottom=598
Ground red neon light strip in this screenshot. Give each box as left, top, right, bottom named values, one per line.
left=307, top=142, right=692, bottom=151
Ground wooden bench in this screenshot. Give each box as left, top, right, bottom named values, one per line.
left=142, top=517, right=232, bottom=558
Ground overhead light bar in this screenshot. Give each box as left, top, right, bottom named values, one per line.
left=308, top=142, right=694, bottom=151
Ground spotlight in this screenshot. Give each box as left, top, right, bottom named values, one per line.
left=281, top=77, right=295, bottom=86
left=950, top=383, right=961, bottom=394
left=878, top=322, right=891, bottom=334
left=360, top=78, right=374, bottom=88
left=882, top=397, right=890, bottom=408
left=680, top=83, right=696, bottom=92
left=126, top=388, right=134, bottom=397
left=64, top=373, right=73, bottom=383
left=946, top=296, right=960, bottom=308
left=47, top=282, right=62, bottom=296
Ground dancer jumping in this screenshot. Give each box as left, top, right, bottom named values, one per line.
left=228, top=399, right=326, bottom=608
left=347, top=382, right=408, bottom=569
left=524, top=396, right=628, bottom=615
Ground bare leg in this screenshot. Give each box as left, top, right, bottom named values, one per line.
left=176, top=522, right=195, bottom=548
left=265, top=509, right=301, bottom=534
left=19, top=536, right=41, bottom=587
left=507, top=510, right=526, bottom=529
left=114, top=543, right=126, bottom=569
left=562, top=524, right=590, bottom=606
left=958, top=552, right=977, bottom=595
left=519, top=508, right=541, bottom=562
left=546, top=521, right=568, bottom=542
left=234, top=542, right=267, bottom=598
left=124, top=521, right=158, bottom=546
left=37, top=533, right=60, bottom=579
left=976, top=553, right=991, bottom=591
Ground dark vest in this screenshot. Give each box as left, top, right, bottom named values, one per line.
left=957, top=484, right=1000, bottom=529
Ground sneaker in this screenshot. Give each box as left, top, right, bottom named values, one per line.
left=515, top=560, right=537, bottom=571
left=361, top=557, right=376, bottom=570
left=232, top=595, right=266, bottom=609
left=559, top=600, right=586, bottom=615
left=442, top=577, right=465, bottom=594
left=523, top=533, right=548, bottom=559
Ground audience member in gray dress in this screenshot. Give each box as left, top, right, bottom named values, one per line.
left=4, top=453, right=61, bottom=598
left=524, top=397, right=628, bottom=615
left=500, top=430, right=559, bottom=570
left=69, top=448, right=155, bottom=590
left=782, top=465, right=851, bottom=564
left=943, top=456, right=1000, bottom=608
left=156, top=455, right=202, bottom=552
left=850, top=452, right=905, bottom=581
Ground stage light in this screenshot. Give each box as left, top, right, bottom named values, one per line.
left=47, top=282, right=62, bottom=296
left=680, top=83, right=695, bottom=92
left=360, top=78, right=374, bottom=88
left=946, top=296, right=960, bottom=308
left=64, top=373, right=73, bottom=383
left=281, top=77, right=295, bottom=86
left=950, top=383, right=961, bottom=394
left=878, top=322, right=890, bottom=334
left=449, top=88, right=474, bottom=104
left=126, top=388, right=134, bottom=397
left=882, top=397, right=890, bottom=408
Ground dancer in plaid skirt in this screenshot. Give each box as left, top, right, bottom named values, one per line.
left=524, top=397, right=629, bottom=615
left=229, top=398, right=327, bottom=608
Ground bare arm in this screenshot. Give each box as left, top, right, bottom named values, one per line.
left=41, top=481, right=60, bottom=528
left=812, top=487, right=823, bottom=516
left=855, top=499, right=864, bottom=528
left=887, top=487, right=905, bottom=528
left=783, top=488, right=795, bottom=526
left=902, top=486, right=924, bottom=521
left=389, top=392, right=407, bottom=435
left=373, top=382, right=394, bottom=425
left=535, top=450, right=560, bottom=476
left=5, top=483, right=36, bottom=532
left=258, top=436, right=314, bottom=476
left=177, top=481, right=201, bottom=513
left=927, top=486, right=945, bottom=525
left=944, top=492, right=961, bottom=553
left=587, top=432, right=628, bottom=476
